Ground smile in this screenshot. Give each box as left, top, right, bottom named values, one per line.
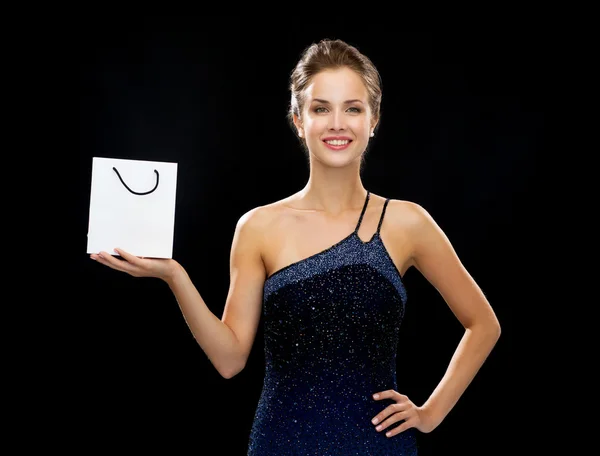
left=323, top=139, right=352, bottom=150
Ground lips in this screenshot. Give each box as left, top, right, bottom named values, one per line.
left=322, top=137, right=353, bottom=151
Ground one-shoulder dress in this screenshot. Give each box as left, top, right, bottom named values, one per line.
left=248, top=191, right=418, bottom=455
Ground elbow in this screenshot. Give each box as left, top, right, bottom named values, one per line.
left=469, top=316, right=501, bottom=343
left=215, top=335, right=250, bottom=379
left=491, top=314, right=501, bottom=340
left=220, top=368, right=241, bottom=380
left=220, top=371, right=236, bottom=380
left=219, top=361, right=247, bottom=380
left=485, top=318, right=501, bottom=346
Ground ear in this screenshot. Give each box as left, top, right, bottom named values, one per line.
left=370, top=118, right=379, bottom=137
left=293, top=113, right=304, bottom=138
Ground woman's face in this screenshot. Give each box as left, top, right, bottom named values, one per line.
left=295, top=67, right=377, bottom=167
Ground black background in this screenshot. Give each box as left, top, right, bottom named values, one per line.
left=78, top=18, right=542, bottom=455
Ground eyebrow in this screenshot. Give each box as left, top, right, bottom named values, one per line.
left=311, top=98, right=365, bottom=104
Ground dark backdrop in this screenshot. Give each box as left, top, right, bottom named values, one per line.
left=78, top=18, right=542, bottom=455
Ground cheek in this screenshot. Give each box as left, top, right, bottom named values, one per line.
left=304, top=117, right=326, bottom=135
left=353, top=118, right=370, bottom=133
left=346, top=118, right=370, bottom=137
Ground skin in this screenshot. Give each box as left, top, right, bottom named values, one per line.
left=91, top=66, right=501, bottom=439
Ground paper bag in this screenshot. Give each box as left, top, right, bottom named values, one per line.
left=86, top=157, right=178, bottom=258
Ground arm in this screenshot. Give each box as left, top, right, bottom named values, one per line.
left=405, top=202, right=501, bottom=431
left=93, top=207, right=266, bottom=380
left=166, top=207, right=266, bottom=379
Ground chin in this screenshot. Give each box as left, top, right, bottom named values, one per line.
left=307, top=140, right=365, bottom=165
left=314, top=152, right=362, bottom=168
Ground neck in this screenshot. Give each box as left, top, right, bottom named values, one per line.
left=298, top=161, right=366, bottom=216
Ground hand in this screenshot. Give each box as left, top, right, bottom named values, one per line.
left=90, top=248, right=179, bottom=282
left=371, top=390, right=434, bottom=437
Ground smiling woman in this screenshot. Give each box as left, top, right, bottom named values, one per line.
left=90, top=38, right=501, bottom=456
left=287, top=39, right=381, bottom=167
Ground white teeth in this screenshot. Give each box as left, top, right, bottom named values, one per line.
left=325, top=140, right=350, bottom=146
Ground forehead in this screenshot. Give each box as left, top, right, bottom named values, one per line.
left=305, top=67, right=368, bottom=101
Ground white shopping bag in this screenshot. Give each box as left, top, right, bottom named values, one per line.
left=86, top=157, right=178, bottom=258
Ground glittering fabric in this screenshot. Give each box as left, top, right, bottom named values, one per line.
left=248, top=192, right=418, bottom=455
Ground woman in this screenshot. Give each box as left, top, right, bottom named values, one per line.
left=90, top=38, right=501, bottom=455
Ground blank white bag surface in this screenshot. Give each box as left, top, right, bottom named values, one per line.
left=86, top=157, right=178, bottom=258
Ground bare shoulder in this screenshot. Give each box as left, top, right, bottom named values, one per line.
left=378, top=198, right=438, bottom=273
left=236, top=196, right=294, bottom=232
left=384, top=198, right=432, bottom=231
left=232, top=195, right=296, bottom=255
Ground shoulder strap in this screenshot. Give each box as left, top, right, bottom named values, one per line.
left=376, top=198, right=390, bottom=234
left=354, top=191, right=370, bottom=232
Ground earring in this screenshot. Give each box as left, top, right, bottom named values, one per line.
left=370, top=131, right=374, bottom=137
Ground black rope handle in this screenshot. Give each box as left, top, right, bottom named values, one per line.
left=112, top=167, right=159, bottom=196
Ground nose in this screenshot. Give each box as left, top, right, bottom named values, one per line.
left=329, top=109, right=346, bottom=131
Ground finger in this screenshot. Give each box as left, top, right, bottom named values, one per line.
left=92, top=252, right=123, bottom=269
left=374, top=410, right=410, bottom=433
left=113, top=248, right=141, bottom=264
left=94, top=251, right=135, bottom=274
left=373, top=390, right=406, bottom=402
left=385, top=419, right=413, bottom=438
left=372, top=402, right=409, bottom=427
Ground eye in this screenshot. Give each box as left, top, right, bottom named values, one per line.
left=313, top=106, right=362, bottom=113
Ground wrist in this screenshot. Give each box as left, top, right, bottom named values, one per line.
left=163, top=260, right=184, bottom=285
left=419, top=401, right=444, bottom=433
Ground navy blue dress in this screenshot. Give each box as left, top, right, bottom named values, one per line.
left=248, top=191, right=418, bottom=455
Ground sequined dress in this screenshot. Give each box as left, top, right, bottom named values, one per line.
left=248, top=191, right=418, bottom=455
